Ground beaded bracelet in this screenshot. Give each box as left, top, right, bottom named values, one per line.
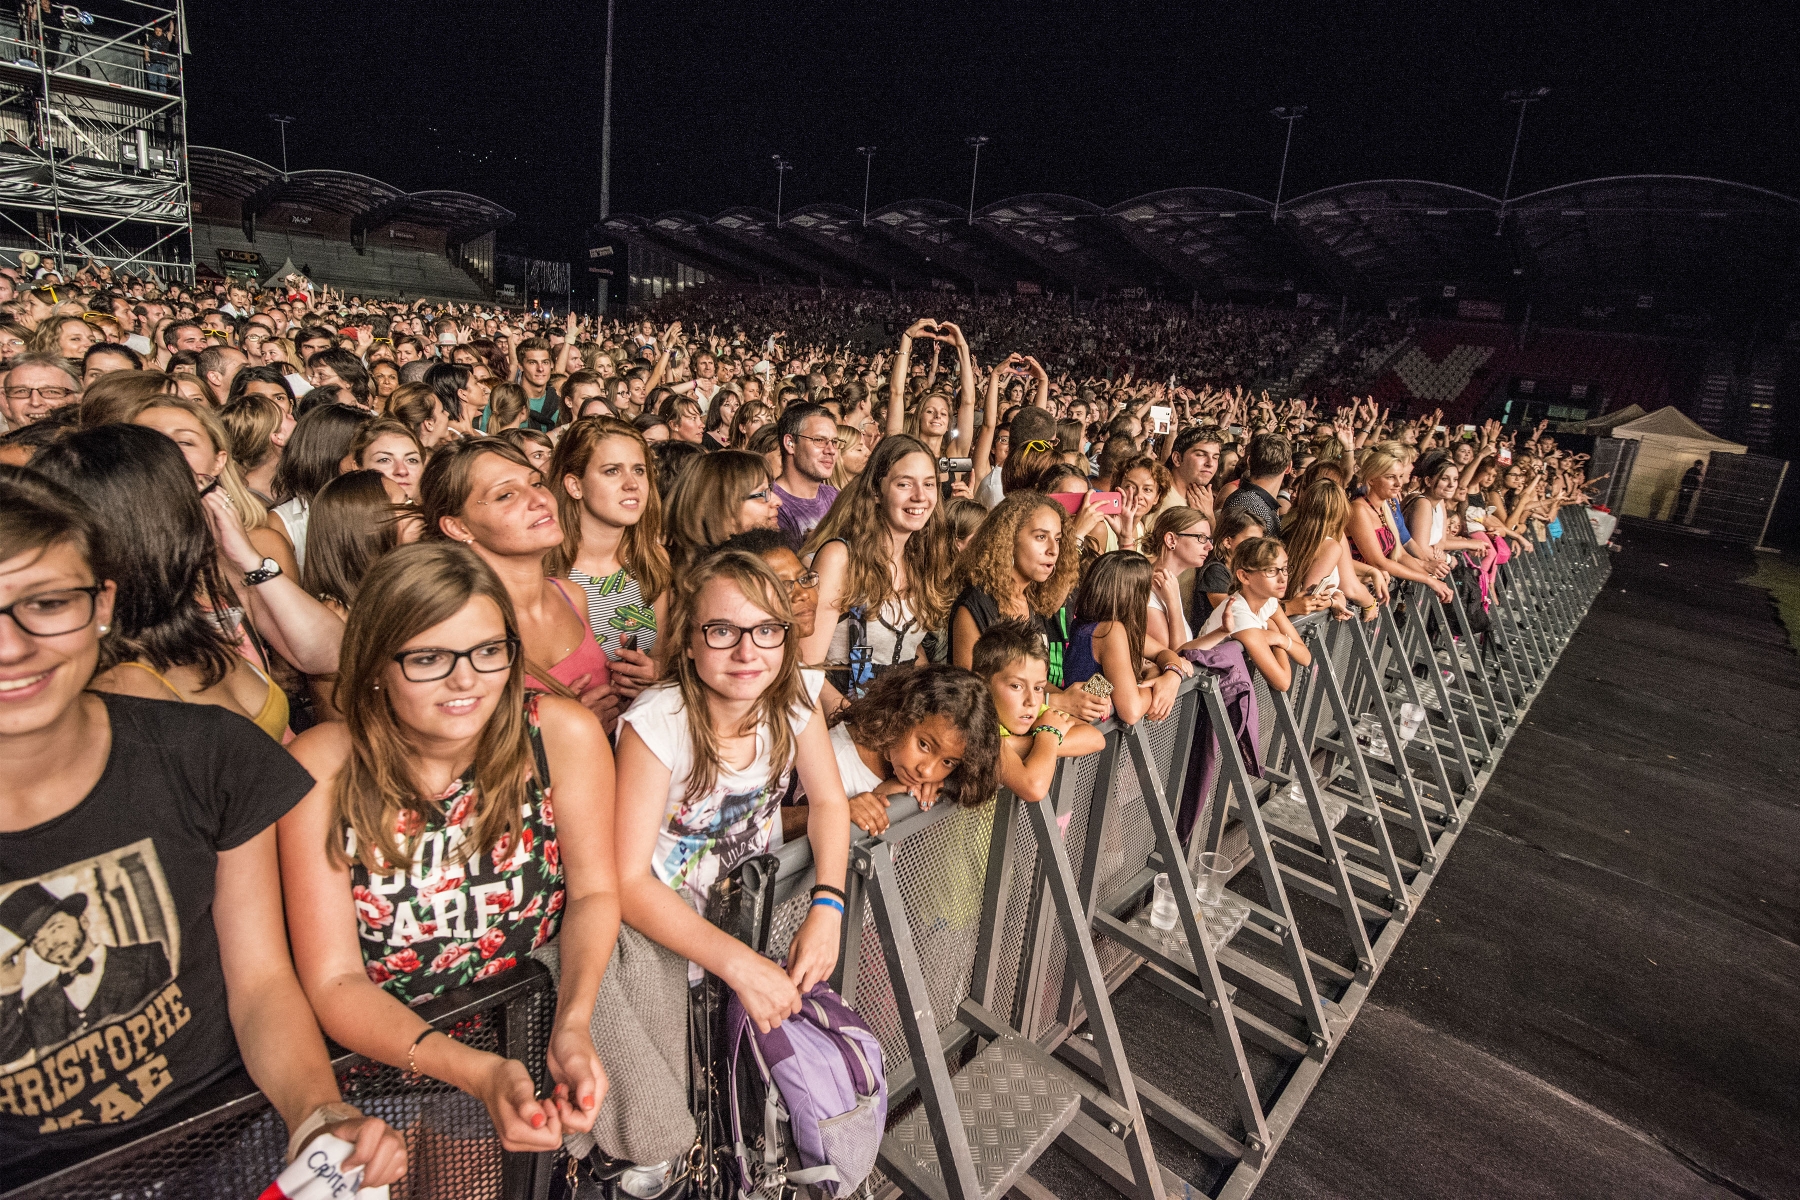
left=1029, top=723, right=1065, bottom=745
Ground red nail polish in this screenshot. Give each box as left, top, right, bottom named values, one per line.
left=531, top=1113, right=545, bottom=1128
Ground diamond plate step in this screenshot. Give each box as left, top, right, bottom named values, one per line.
left=880, top=1035, right=1080, bottom=1200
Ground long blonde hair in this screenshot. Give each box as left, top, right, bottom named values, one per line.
left=660, top=550, right=805, bottom=806
left=545, top=416, right=670, bottom=602
left=130, top=392, right=269, bottom=535
left=331, top=542, right=533, bottom=873
left=802, top=433, right=954, bottom=629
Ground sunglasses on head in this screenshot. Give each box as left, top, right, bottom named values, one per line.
left=1021, top=439, right=1054, bottom=453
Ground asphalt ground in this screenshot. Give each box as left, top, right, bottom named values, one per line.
left=1036, top=521, right=1800, bottom=1200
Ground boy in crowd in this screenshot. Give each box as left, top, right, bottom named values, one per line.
left=974, top=621, right=1105, bottom=805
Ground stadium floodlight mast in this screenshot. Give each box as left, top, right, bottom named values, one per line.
left=965, top=135, right=989, bottom=225
left=857, top=146, right=876, bottom=227
left=267, top=114, right=294, bottom=178
left=771, top=155, right=793, bottom=227
left=1270, top=106, right=1306, bottom=222
left=599, top=0, right=615, bottom=220
left=1498, top=87, right=1551, bottom=235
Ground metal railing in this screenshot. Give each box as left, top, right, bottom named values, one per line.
left=10, top=511, right=1608, bottom=1200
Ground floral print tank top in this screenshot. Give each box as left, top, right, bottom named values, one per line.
left=349, top=697, right=563, bottom=1005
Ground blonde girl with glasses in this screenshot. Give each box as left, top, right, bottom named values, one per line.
left=1196, top=536, right=1313, bottom=691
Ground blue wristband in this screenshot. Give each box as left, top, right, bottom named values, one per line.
left=811, top=896, right=845, bottom=915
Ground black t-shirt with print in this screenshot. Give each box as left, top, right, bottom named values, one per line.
left=0, top=694, right=313, bottom=1176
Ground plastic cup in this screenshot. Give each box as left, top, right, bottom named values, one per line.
left=1398, top=703, right=1426, bottom=745
left=1150, top=872, right=1179, bottom=931
left=1195, top=852, right=1233, bottom=907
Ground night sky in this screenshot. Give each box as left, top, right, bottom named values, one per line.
left=184, top=1, right=1795, bottom=258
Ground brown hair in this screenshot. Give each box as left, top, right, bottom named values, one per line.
left=951, top=490, right=1079, bottom=618
left=488, top=380, right=528, bottom=429
left=349, top=417, right=423, bottom=469
left=220, top=392, right=284, bottom=473
left=663, top=448, right=771, bottom=574
left=331, top=541, right=533, bottom=872
left=1279, top=479, right=1350, bottom=597
left=838, top=664, right=999, bottom=809
left=659, top=549, right=806, bottom=806
left=78, top=368, right=174, bottom=428
left=302, top=470, right=403, bottom=608
left=1147, top=504, right=1207, bottom=558
left=1072, top=550, right=1151, bottom=670
left=1228, top=536, right=1285, bottom=594
left=802, top=433, right=954, bottom=630
left=545, top=416, right=670, bottom=603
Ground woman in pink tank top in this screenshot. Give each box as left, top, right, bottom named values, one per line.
left=420, top=439, right=618, bottom=730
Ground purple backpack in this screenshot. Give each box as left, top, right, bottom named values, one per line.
left=728, top=982, right=887, bottom=1198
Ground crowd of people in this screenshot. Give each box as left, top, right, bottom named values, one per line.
left=0, top=261, right=1600, bottom=1198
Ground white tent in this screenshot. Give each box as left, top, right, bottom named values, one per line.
left=1610, top=406, right=1746, bottom=520
left=1563, top=404, right=1645, bottom=434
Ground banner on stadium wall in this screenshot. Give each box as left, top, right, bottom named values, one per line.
left=1456, top=298, right=1506, bottom=321
left=1015, top=281, right=1040, bottom=295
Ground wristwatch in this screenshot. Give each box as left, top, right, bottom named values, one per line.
left=242, top=557, right=283, bottom=586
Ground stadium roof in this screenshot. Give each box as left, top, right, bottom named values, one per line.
left=598, top=175, right=1800, bottom=302
left=189, top=147, right=514, bottom=242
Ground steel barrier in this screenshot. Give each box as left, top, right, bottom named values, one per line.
left=721, top=510, right=1606, bottom=1200
left=10, top=512, right=1607, bottom=1199
left=1, top=962, right=559, bottom=1200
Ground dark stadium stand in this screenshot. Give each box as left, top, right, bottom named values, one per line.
left=187, top=147, right=512, bottom=302
left=1365, top=322, right=1713, bottom=426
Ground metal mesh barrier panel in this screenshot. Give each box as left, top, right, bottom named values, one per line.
left=5, top=968, right=554, bottom=1200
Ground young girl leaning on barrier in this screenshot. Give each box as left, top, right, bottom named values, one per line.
left=0, top=469, right=404, bottom=1190
left=608, top=549, right=850, bottom=1200
left=279, top=542, right=616, bottom=1161
left=1196, top=536, right=1314, bottom=693
left=820, top=663, right=1001, bottom=837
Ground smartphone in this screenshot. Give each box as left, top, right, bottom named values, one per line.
left=1228, top=425, right=1243, bottom=437
left=1049, top=492, right=1086, bottom=515
left=1498, top=446, right=1513, bottom=465
left=1461, top=424, right=1477, bottom=435
left=1149, top=405, right=1172, bottom=435
left=1090, top=491, right=1123, bottom=515
left=1434, top=424, right=1448, bottom=434
left=621, top=632, right=639, bottom=653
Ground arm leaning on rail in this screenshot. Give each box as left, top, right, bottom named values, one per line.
left=614, top=704, right=850, bottom=1035
left=218, top=826, right=407, bottom=1188
left=278, top=698, right=614, bottom=1154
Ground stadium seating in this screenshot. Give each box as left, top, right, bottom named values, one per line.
left=191, top=224, right=490, bottom=303
left=1367, top=320, right=1710, bottom=423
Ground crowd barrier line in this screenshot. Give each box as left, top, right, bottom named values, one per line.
left=2, top=512, right=1609, bottom=1200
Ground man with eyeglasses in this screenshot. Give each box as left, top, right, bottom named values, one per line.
left=1, top=355, right=82, bottom=430
left=771, top=403, right=840, bottom=552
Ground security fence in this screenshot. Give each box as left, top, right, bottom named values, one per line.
left=720, top=511, right=1607, bottom=1200
left=4, top=515, right=1608, bottom=1200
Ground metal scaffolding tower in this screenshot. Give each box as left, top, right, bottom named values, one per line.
left=0, top=0, right=191, bottom=279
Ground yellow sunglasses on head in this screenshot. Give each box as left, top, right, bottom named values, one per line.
left=1020, top=439, right=1055, bottom=453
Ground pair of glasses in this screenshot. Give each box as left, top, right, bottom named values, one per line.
left=4, top=386, right=76, bottom=402
left=1176, top=532, right=1213, bottom=545
left=391, top=637, right=519, bottom=682
left=0, top=586, right=102, bottom=636
left=792, top=432, right=837, bottom=450
left=1261, top=566, right=1291, bottom=579
left=700, top=621, right=790, bottom=650
left=780, top=572, right=820, bottom=594
left=1020, top=439, right=1055, bottom=453
left=743, top=488, right=775, bottom=503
